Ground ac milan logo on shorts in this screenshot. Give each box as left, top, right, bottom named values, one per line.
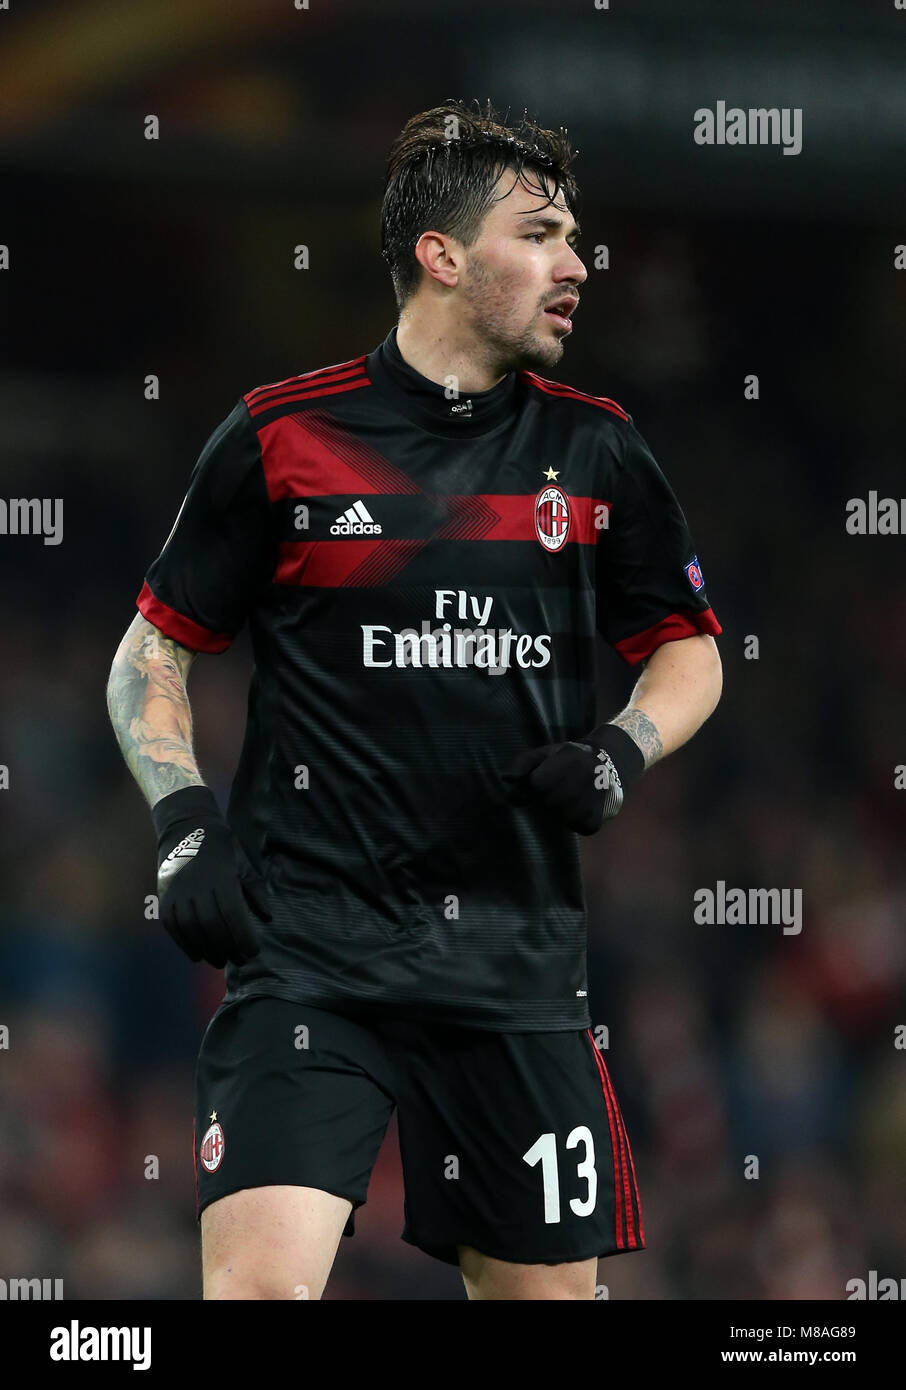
left=684, top=556, right=704, bottom=591
left=200, top=1121, right=225, bottom=1172
left=534, top=486, right=571, bottom=552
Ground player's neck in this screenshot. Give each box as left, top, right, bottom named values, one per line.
left=395, top=312, right=508, bottom=395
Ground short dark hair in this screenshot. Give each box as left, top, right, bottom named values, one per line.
left=380, top=97, right=581, bottom=310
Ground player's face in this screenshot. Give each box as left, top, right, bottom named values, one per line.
left=458, top=171, right=587, bottom=373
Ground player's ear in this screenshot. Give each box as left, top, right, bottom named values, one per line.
left=412, top=230, right=460, bottom=290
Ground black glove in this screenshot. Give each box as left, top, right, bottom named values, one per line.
left=501, top=723, right=646, bottom=836
left=151, top=785, right=269, bottom=966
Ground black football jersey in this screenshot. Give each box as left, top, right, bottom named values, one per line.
left=137, top=326, right=722, bottom=1030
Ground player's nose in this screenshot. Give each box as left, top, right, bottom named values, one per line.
left=566, top=246, right=588, bottom=283
left=553, top=258, right=587, bottom=293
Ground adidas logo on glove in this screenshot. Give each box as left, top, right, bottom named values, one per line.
left=159, top=826, right=205, bottom=883
left=330, top=500, right=382, bottom=535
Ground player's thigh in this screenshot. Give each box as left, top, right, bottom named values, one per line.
left=202, top=1184, right=352, bottom=1301
left=195, top=997, right=396, bottom=1300
left=458, top=1245, right=598, bottom=1301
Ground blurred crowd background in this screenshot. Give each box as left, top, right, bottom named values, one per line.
left=1, top=0, right=905, bottom=1300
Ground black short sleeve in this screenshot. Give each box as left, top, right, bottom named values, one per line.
left=596, top=422, right=722, bottom=665
left=136, top=400, right=276, bottom=652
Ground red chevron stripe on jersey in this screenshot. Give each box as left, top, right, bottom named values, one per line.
left=274, top=537, right=409, bottom=589
left=245, top=359, right=370, bottom=417
left=448, top=494, right=608, bottom=541
left=521, top=372, right=630, bottom=421
left=323, top=497, right=511, bottom=588
left=273, top=493, right=612, bottom=588
left=258, top=410, right=422, bottom=501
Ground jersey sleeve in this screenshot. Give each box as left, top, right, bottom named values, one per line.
left=136, top=399, right=276, bottom=652
left=595, top=421, right=722, bottom=665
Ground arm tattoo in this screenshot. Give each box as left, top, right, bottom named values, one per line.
left=106, top=614, right=203, bottom=807
left=609, top=708, right=663, bottom=769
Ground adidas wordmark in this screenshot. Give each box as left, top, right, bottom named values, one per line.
left=330, top=500, right=382, bottom=535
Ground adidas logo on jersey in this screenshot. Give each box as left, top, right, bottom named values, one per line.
left=330, top=500, right=382, bottom=535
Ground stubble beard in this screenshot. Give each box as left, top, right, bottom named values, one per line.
left=460, top=256, right=567, bottom=377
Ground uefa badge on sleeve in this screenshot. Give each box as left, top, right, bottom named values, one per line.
left=534, top=485, right=571, bottom=552
left=200, top=1114, right=225, bottom=1172
left=684, top=555, right=704, bottom=591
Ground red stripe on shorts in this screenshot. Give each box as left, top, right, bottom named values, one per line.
left=586, top=1028, right=626, bottom=1249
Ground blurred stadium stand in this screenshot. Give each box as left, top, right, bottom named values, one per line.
left=1, top=0, right=905, bottom=1299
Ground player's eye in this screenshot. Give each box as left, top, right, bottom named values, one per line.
left=525, top=232, right=545, bottom=243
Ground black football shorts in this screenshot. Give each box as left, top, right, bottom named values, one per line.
left=193, top=995, right=645, bottom=1268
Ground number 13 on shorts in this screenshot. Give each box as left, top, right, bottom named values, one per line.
left=524, top=1128, right=597, bottom=1223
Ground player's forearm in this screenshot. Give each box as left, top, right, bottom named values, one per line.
left=106, top=613, right=204, bottom=808
left=607, top=633, right=722, bottom=768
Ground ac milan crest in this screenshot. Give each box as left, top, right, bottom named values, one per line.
left=534, top=485, right=571, bottom=552
left=200, top=1120, right=225, bottom=1172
